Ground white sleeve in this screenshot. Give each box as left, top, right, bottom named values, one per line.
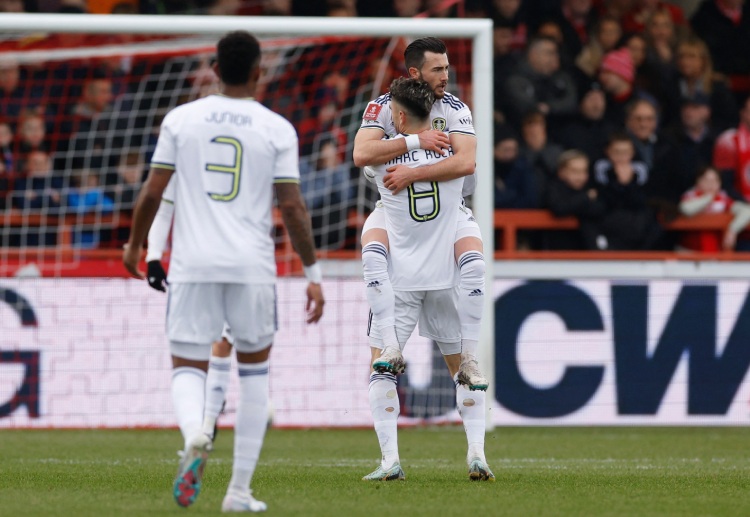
left=146, top=199, right=174, bottom=262
left=272, top=121, right=300, bottom=183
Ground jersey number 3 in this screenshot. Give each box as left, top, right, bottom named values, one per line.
left=408, top=182, right=440, bottom=222
left=205, top=136, right=242, bottom=202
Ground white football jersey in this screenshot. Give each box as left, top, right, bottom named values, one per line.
left=360, top=90, right=477, bottom=195
left=360, top=91, right=475, bottom=138
left=151, top=94, right=300, bottom=284
left=369, top=135, right=463, bottom=290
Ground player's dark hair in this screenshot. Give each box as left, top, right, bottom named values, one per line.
left=404, top=37, right=447, bottom=70
left=216, top=31, right=261, bottom=86
left=389, top=77, right=434, bottom=121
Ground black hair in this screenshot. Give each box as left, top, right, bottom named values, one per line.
left=404, top=37, right=447, bottom=71
left=216, top=31, right=261, bottom=86
left=607, top=131, right=633, bottom=146
left=389, top=77, right=434, bottom=121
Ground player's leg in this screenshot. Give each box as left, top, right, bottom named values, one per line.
left=363, top=290, right=421, bottom=481
left=454, top=204, right=488, bottom=390
left=421, top=289, right=494, bottom=481
left=167, top=283, right=222, bottom=507
left=361, top=203, right=400, bottom=362
left=202, top=331, right=233, bottom=440
left=220, top=283, right=276, bottom=512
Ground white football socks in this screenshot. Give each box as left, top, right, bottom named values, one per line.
left=228, top=360, right=270, bottom=495
left=457, top=251, right=485, bottom=359
left=369, top=371, right=400, bottom=469
left=454, top=373, right=487, bottom=463
left=202, top=354, right=232, bottom=438
left=171, top=366, right=207, bottom=450
left=362, top=242, right=399, bottom=350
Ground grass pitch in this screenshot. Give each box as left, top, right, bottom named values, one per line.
left=3, top=426, right=749, bottom=516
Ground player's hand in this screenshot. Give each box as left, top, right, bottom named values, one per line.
left=418, top=129, right=450, bottom=155
left=305, top=282, right=325, bottom=324
left=384, top=164, right=417, bottom=195
left=147, top=260, right=168, bottom=292
left=122, top=242, right=145, bottom=279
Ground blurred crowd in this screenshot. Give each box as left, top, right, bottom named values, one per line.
left=0, top=0, right=749, bottom=253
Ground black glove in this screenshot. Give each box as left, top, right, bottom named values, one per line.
left=147, top=260, right=168, bottom=292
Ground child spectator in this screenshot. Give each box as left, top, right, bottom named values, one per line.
left=679, top=165, right=750, bottom=251
left=16, top=110, right=48, bottom=158
left=593, top=132, right=663, bottom=250
left=544, top=149, right=606, bottom=250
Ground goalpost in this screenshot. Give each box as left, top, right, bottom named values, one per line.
left=0, top=14, right=495, bottom=429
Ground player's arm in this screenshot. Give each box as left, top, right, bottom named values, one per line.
left=123, top=166, right=173, bottom=279
left=275, top=181, right=324, bottom=323
left=352, top=127, right=450, bottom=167
left=144, top=198, right=174, bottom=292
left=383, top=132, right=476, bottom=194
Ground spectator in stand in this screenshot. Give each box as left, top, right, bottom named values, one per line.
left=67, top=169, right=114, bottom=248
left=665, top=37, right=738, bottom=133
left=0, top=59, right=45, bottom=129
left=261, top=0, right=292, bottom=15
left=490, top=0, right=528, bottom=51
left=556, top=82, right=616, bottom=163
left=544, top=149, right=606, bottom=250
left=299, top=94, right=346, bottom=159
left=574, top=15, right=622, bottom=83
left=625, top=31, right=670, bottom=112
left=424, top=0, right=456, bottom=17
left=624, top=98, right=683, bottom=212
left=11, top=150, right=63, bottom=213
left=598, top=47, right=639, bottom=127
left=0, top=121, right=14, bottom=173
left=502, top=35, right=578, bottom=132
left=690, top=0, right=750, bottom=78
left=392, top=0, right=421, bottom=17
left=493, top=18, right=522, bottom=113
left=713, top=95, right=750, bottom=202
left=666, top=93, right=718, bottom=183
left=15, top=111, right=48, bottom=162
left=540, top=0, right=599, bottom=64
left=0, top=0, right=25, bottom=11
left=58, top=74, right=115, bottom=154
left=519, top=110, right=563, bottom=200
left=679, top=165, right=750, bottom=252
left=104, top=150, right=146, bottom=211
left=493, top=124, right=540, bottom=210
left=643, top=7, right=679, bottom=70
left=621, top=0, right=686, bottom=34
left=0, top=159, right=8, bottom=211
left=593, top=132, right=663, bottom=250
left=299, top=137, right=353, bottom=249
left=327, top=0, right=356, bottom=16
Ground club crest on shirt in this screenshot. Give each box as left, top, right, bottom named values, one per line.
left=363, top=103, right=382, bottom=121
left=432, top=117, right=447, bottom=131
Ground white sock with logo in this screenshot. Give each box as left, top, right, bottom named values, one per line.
left=369, top=371, right=400, bottom=469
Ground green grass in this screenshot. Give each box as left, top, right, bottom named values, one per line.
left=3, top=427, right=750, bottom=516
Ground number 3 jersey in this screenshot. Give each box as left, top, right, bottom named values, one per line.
left=369, top=136, right=463, bottom=291
left=151, top=94, right=300, bottom=284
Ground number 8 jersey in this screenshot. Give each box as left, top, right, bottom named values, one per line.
left=368, top=136, right=463, bottom=291
left=150, top=94, right=300, bottom=284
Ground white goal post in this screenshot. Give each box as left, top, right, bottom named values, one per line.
left=1, top=14, right=495, bottom=427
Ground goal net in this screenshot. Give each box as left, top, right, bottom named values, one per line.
left=0, top=15, right=494, bottom=429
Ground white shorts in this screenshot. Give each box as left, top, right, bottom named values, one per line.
left=368, top=287, right=461, bottom=355
left=167, top=282, right=277, bottom=359
left=362, top=200, right=482, bottom=242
